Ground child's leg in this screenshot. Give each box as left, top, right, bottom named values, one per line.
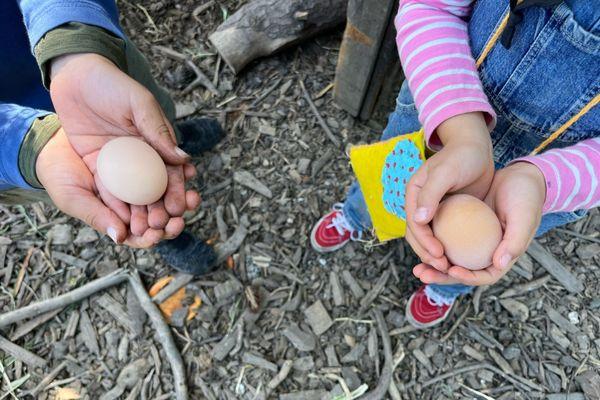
left=342, top=81, right=422, bottom=232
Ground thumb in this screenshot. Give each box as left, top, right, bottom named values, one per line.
left=131, top=90, right=189, bottom=165
left=414, top=164, right=453, bottom=224
left=67, top=193, right=129, bottom=244
left=492, top=205, right=540, bottom=270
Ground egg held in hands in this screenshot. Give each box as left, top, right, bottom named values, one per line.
left=97, top=137, right=168, bottom=205
left=431, top=194, right=502, bottom=270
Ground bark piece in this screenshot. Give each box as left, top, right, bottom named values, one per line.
left=209, top=0, right=347, bottom=73
left=303, top=300, right=333, bottom=336
left=282, top=324, right=315, bottom=351
left=527, top=241, right=583, bottom=293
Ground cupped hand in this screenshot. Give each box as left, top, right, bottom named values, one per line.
left=405, top=112, right=494, bottom=272
left=49, top=53, right=199, bottom=239
left=413, top=162, right=546, bottom=286
left=36, top=128, right=186, bottom=248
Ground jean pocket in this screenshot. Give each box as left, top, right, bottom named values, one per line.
left=494, top=4, right=600, bottom=147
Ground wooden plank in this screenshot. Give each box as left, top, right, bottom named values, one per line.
left=526, top=240, right=583, bottom=294
left=334, top=0, right=396, bottom=117
left=358, top=0, right=400, bottom=120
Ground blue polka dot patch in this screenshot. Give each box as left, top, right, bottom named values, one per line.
left=381, top=139, right=423, bottom=220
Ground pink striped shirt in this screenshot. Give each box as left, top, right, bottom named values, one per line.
left=395, top=0, right=600, bottom=213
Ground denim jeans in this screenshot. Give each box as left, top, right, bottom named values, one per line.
left=344, top=0, right=599, bottom=302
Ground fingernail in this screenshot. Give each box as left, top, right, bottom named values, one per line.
left=500, top=254, right=512, bottom=268
left=107, top=227, right=118, bottom=244
left=414, top=207, right=429, bottom=222
left=175, top=147, right=190, bottom=159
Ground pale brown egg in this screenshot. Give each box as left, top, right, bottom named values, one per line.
left=97, top=137, right=168, bottom=206
left=432, top=194, right=502, bottom=270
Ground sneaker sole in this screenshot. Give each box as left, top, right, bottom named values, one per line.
left=309, top=217, right=350, bottom=254
left=405, top=292, right=454, bottom=330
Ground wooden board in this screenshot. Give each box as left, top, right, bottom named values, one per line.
left=334, top=0, right=397, bottom=118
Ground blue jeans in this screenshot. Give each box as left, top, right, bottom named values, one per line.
left=344, top=0, right=599, bottom=302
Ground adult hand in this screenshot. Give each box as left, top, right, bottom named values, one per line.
left=49, top=53, right=200, bottom=240
left=413, top=162, right=546, bottom=286
left=36, top=128, right=185, bottom=248
left=405, top=112, right=494, bottom=272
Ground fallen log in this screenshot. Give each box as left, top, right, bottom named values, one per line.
left=209, top=0, right=348, bottom=74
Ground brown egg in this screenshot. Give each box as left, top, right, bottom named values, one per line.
left=97, top=137, right=168, bottom=205
left=432, top=194, right=502, bottom=270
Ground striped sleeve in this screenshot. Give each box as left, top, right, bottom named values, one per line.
left=395, top=0, right=496, bottom=149
left=518, top=137, right=600, bottom=213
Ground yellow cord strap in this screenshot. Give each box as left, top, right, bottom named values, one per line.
left=475, top=7, right=598, bottom=154
left=530, top=92, right=600, bottom=155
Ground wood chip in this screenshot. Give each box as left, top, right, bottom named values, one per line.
left=282, top=324, right=315, bottom=352
left=544, top=305, right=580, bottom=334
left=527, top=241, right=583, bottom=293
left=78, top=309, right=100, bottom=355
left=488, top=348, right=514, bottom=375
left=341, top=270, right=365, bottom=299
left=499, top=298, right=529, bottom=322
left=242, top=352, right=278, bottom=372
left=95, top=293, right=134, bottom=333
left=329, top=271, right=344, bottom=307
left=304, top=300, right=333, bottom=336
left=233, top=170, right=273, bottom=198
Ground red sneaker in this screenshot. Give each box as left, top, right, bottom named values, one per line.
left=310, top=204, right=361, bottom=253
left=406, top=285, right=454, bottom=329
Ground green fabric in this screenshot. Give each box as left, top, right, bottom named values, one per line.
left=18, top=114, right=61, bottom=189
left=34, top=22, right=128, bottom=88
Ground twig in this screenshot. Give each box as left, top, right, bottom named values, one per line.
left=22, top=360, right=68, bottom=397
left=127, top=271, right=188, bottom=400
left=441, top=304, right=471, bottom=342
left=153, top=45, right=220, bottom=96
left=0, top=335, right=46, bottom=368
left=13, top=248, right=34, bottom=297
left=0, top=270, right=128, bottom=329
left=298, top=79, right=341, bottom=147
left=249, top=77, right=283, bottom=108
left=555, top=228, right=600, bottom=244
left=266, top=360, right=293, bottom=395
left=358, top=308, right=393, bottom=400
left=152, top=273, right=194, bottom=304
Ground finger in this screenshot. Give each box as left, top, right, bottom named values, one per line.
left=123, top=229, right=164, bottom=248
left=447, top=265, right=505, bottom=286
left=148, top=200, right=170, bottom=229
left=164, top=165, right=186, bottom=217
left=164, top=217, right=185, bottom=239
left=65, top=190, right=128, bottom=244
left=94, top=174, right=131, bottom=224
left=492, top=204, right=540, bottom=271
left=414, top=164, right=454, bottom=224
left=131, top=91, right=189, bottom=165
left=413, top=263, right=462, bottom=285
left=184, top=163, right=197, bottom=180
left=185, top=190, right=201, bottom=211
left=130, top=205, right=149, bottom=236
left=406, top=228, right=449, bottom=272
left=405, top=167, right=445, bottom=258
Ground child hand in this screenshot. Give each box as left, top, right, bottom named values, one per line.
left=405, top=112, right=494, bottom=272
left=413, top=162, right=546, bottom=286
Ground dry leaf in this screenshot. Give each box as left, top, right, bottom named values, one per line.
left=148, top=276, right=201, bottom=323
left=54, top=387, right=81, bottom=400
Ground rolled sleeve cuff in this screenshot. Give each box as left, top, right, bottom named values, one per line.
left=19, top=115, right=61, bottom=189
left=0, top=105, right=52, bottom=189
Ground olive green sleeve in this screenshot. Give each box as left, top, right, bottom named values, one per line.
left=34, top=22, right=128, bottom=88
left=18, top=115, right=61, bottom=189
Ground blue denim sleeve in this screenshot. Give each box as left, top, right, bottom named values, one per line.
left=17, top=0, right=124, bottom=49
left=0, top=103, right=51, bottom=190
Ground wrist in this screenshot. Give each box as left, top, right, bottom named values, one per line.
left=507, top=161, right=547, bottom=202
left=436, top=112, right=490, bottom=147
left=50, top=53, right=113, bottom=81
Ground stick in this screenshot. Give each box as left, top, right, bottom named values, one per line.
left=0, top=335, right=46, bottom=368
left=358, top=309, right=393, bottom=400
left=299, top=79, right=341, bottom=147
left=127, top=271, right=188, bottom=400
left=23, top=360, right=68, bottom=397
left=441, top=304, right=471, bottom=342
left=0, top=270, right=128, bottom=329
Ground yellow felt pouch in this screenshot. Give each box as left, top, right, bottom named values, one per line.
left=349, top=129, right=426, bottom=242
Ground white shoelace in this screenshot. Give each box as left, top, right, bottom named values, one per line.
left=327, top=204, right=362, bottom=241
left=424, top=285, right=453, bottom=307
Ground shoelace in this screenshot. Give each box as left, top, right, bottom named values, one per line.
left=327, top=204, right=363, bottom=241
